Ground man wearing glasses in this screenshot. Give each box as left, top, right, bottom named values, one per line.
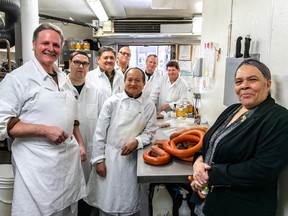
left=115, top=46, right=131, bottom=74
left=68, top=51, right=90, bottom=93
left=68, top=50, right=105, bottom=216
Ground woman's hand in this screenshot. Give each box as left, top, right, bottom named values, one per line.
left=96, top=161, right=107, bottom=177
left=121, top=139, right=138, bottom=155
left=191, top=156, right=211, bottom=191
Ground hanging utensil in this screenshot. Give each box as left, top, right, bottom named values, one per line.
left=235, top=36, right=243, bottom=58
left=244, top=35, right=252, bottom=58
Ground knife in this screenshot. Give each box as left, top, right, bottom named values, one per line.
left=235, top=36, right=243, bottom=58
left=244, top=35, right=252, bottom=58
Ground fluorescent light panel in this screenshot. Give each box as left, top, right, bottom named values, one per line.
left=151, top=0, right=187, bottom=9
left=87, top=0, right=109, bottom=22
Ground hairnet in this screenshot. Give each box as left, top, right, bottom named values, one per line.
left=235, top=59, right=271, bottom=80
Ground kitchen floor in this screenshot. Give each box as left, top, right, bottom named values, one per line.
left=0, top=140, right=12, bottom=164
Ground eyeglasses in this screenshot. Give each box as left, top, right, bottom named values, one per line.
left=72, top=60, right=90, bottom=68
left=119, top=51, right=131, bottom=57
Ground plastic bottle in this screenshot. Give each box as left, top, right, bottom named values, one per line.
left=152, top=184, right=173, bottom=216
left=171, top=104, right=177, bottom=118
left=178, top=187, right=191, bottom=216
left=201, top=185, right=209, bottom=195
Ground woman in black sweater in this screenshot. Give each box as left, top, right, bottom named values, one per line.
left=191, top=59, right=288, bottom=216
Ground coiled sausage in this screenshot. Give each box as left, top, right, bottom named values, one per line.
left=143, top=141, right=171, bottom=166
left=163, top=129, right=204, bottom=158
left=170, top=126, right=208, bottom=140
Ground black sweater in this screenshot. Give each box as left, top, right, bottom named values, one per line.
left=192, top=95, right=288, bottom=216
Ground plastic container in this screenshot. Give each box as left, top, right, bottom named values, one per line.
left=170, top=104, right=177, bottom=118
left=178, top=187, right=191, bottom=216
left=82, top=42, right=90, bottom=50
left=152, top=184, right=173, bottom=216
left=0, top=164, right=14, bottom=216
left=74, top=41, right=81, bottom=50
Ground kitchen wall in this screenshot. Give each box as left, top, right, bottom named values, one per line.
left=55, top=0, right=288, bottom=123
left=0, top=23, right=92, bottom=67
left=200, top=1, right=288, bottom=215
left=54, top=22, right=92, bottom=40
left=200, top=0, right=288, bottom=125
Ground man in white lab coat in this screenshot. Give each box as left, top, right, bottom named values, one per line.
left=142, top=54, right=161, bottom=97
left=0, top=23, right=86, bottom=216
left=149, top=60, right=189, bottom=112
left=68, top=50, right=106, bottom=216
left=86, top=46, right=124, bottom=100
left=115, top=46, right=131, bottom=74
left=85, top=67, right=157, bottom=216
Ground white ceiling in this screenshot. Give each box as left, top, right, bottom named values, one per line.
left=38, top=0, right=203, bottom=24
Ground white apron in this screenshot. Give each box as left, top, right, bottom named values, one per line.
left=86, top=96, right=147, bottom=214
left=11, top=81, right=86, bottom=216
left=78, top=86, right=102, bottom=182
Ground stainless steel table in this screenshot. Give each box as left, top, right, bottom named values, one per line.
left=137, top=117, right=202, bottom=215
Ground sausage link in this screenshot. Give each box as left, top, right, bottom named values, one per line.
left=143, top=145, right=171, bottom=166
left=170, top=126, right=208, bottom=140
left=163, top=134, right=203, bottom=158
left=151, top=145, right=166, bottom=156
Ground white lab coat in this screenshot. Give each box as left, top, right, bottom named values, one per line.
left=85, top=92, right=157, bottom=214
left=149, top=75, right=189, bottom=111
left=0, top=57, right=86, bottom=216
left=71, top=78, right=106, bottom=182
left=86, top=66, right=124, bottom=100
left=142, top=70, right=162, bottom=98
left=114, top=64, right=130, bottom=75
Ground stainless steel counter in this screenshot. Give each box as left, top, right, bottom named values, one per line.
left=137, top=146, right=193, bottom=183
left=137, top=117, right=200, bottom=183
left=137, top=117, right=203, bottom=215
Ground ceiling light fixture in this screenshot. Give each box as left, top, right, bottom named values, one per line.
left=87, top=0, right=109, bottom=22
left=151, top=0, right=186, bottom=9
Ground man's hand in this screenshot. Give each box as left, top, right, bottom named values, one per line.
left=96, top=161, right=107, bottom=177
left=160, top=103, right=170, bottom=111
left=45, top=126, right=69, bottom=145
left=79, top=144, right=87, bottom=162
left=121, top=139, right=138, bottom=155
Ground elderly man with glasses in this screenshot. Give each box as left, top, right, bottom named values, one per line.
left=115, top=46, right=131, bottom=74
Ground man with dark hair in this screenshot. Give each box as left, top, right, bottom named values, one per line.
left=86, top=67, right=156, bottom=215
left=150, top=60, right=189, bottom=112
left=86, top=46, right=124, bottom=100
left=68, top=50, right=105, bottom=216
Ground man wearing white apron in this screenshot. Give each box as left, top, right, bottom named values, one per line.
left=142, top=54, right=161, bottom=98
left=85, top=67, right=157, bottom=215
left=68, top=50, right=106, bottom=216
left=86, top=46, right=124, bottom=101
left=0, top=23, right=86, bottom=216
left=149, top=60, right=189, bottom=112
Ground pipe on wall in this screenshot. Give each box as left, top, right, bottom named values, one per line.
left=0, top=38, right=11, bottom=72
left=0, top=0, right=20, bottom=48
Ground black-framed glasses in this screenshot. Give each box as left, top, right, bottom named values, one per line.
left=119, top=51, right=131, bottom=57
left=72, top=60, right=90, bottom=68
